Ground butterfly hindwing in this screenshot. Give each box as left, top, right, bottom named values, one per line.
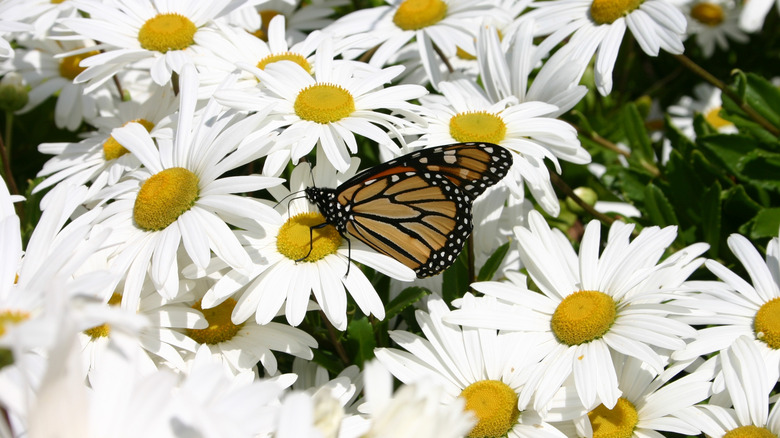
left=305, top=142, right=513, bottom=278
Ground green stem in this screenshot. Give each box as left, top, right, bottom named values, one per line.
left=0, top=111, right=20, bottom=197
left=674, top=54, right=780, bottom=137
left=550, top=172, right=615, bottom=226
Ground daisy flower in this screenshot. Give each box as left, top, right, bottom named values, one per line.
left=352, top=360, right=477, bottom=438
left=60, top=0, right=245, bottom=90
left=93, top=65, right=283, bottom=312
left=410, top=77, right=589, bottom=215
left=674, top=336, right=780, bottom=438
left=375, top=294, right=581, bottom=438
left=0, top=0, right=81, bottom=38
left=34, top=84, right=178, bottom=204
left=228, top=0, right=348, bottom=44
left=0, top=2, right=32, bottom=59
left=326, top=0, right=501, bottom=89
left=194, top=159, right=415, bottom=331
left=215, top=37, right=427, bottom=174
left=671, top=233, right=780, bottom=388
left=2, top=38, right=115, bottom=131
left=667, top=82, right=738, bottom=139
left=447, top=210, right=707, bottom=411
left=683, top=0, right=749, bottom=57
left=567, top=354, right=713, bottom=438
left=739, top=0, right=780, bottom=31
left=522, top=0, right=687, bottom=95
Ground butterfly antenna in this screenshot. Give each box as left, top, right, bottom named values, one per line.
left=273, top=191, right=306, bottom=209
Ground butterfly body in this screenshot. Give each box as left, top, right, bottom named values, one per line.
left=305, top=142, right=513, bottom=278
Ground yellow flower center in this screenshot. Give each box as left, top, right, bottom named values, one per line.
left=392, top=0, right=448, bottom=30
left=134, top=167, right=199, bottom=231
left=460, top=380, right=520, bottom=438
left=552, top=290, right=617, bottom=346
left=590, top=0, right=644, bottom=24
left=187, top=298, right=244, bottom=344
left=251, top=10, right=281, bottom=41
left=58, top=50, right=100, bottom=81
left=276, top=212, right=341, bottom=262
left=588, top=398, right=639, bottom=438
left=724, top=426, right=778, bottom=438
left=704, top=106, right=734, bottom=130
left=691, top=2, right=725, bottom=25
left=51, top=0, right=66, bottom=4
left=294, top=83, right=355, bottom=124
left=755, top=297, right=780, bottom=349
left=103, top=118, right=156, bottom=161
left=83, top=293, right=123, bottom=339
left=0, top=310, right=31, bottom=337
left=257, top=52, right=312, bottom=73
left=138, top=13, right=197, bottom=53
left=449, top=111, right=507, bottom=144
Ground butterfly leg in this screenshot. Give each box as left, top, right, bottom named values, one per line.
left=295, top=222, right=329, bottom=263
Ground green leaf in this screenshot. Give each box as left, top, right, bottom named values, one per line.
left=737, top=149, right=780, bottom=191
left=442, top=249, right=469, bottom=303
left=477, top=242, right=510, bottom=281
left=644, top=183, right=679, bottom=227
left=750, top=208, right=780, bottom=239
left=737, top=72, right=780, bottom=127
left=701, top=181, right=722, bottom=256
left=723, top=185, right=762, bottom=235
left=697, top=134, right=763, bottom=178
left=384, top=286, right=429, bottom=321
left=346, top=317, right=376, bottom=368
left=622, top=103, right=654, bottom=162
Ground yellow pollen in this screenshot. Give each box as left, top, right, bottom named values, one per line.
left=691, top=2, right=725, bottom=25
left=588, top=398, right=639, bottom=438
left=552, top=290, right=617, bottom=346
left=51, top=0, right=66, bottom=3
left=251, top=10, right=282, bottom=41
left=103, top=118, right=156, bottom=161
left=294, top=83, right=355, bottom=124
left=590, top=0, right=644, bottom=24
left=393, top=0, right=448, bottom=30
left=138, top=13, right=197, bottom=53
left=83, top=293, right=123, bottom=339
left=460, top=380, right=520, bottom=438
left=277, top=212, right=341, bottom=262
left=134, top=167, right=199, bottom=231
left=755, top=297, right=780, bottom=349
left=724, top=425, right=778, bottom=438
left=257, top=52, right=312, bottom=73
left=58, top=50, right=100, bottom=81
left=0, top=310, right=31, bottom=337
left=188, top=298, right=244, bottom=344
left=704, top=106, right=734, bottom=130
left=449, top=111, right=507, bottom=144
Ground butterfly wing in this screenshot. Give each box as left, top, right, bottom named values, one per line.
left=332, top=142, right=513, bottom=278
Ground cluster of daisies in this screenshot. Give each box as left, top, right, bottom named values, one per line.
left=0, top=0, right=777, bottom=436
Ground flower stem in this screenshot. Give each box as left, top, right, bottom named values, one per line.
left=0, top=112, right=20, bottom=197
left=674, top=54, right=780, bottom=137
left=320, top=310, right=351, bottom=365
left=550, top=172, right=615, bottom=226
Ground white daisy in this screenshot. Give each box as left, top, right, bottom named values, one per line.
left=375, top=293, right=581, bottom=438
left=739, top=0, right=780, bottom=31
left=667, top=82, right=738, bottom=139
left=447, top=210, right=707, bottom=411
left=0, top=2, right=32, bottom=59
left=60, top=0, right=246, bottom=90
left=567, top=353, right=713, bottom=437
left=410, top=77, right=589, bottom=215
left=194, top=159, right=415, bottom=331
left=215, top=36, right=427, bottom=174
left=326, top=0, right=502, bottom=89
left=0, top=0, right=81, bottom=38
left=683, top=0, right=749, bottom=57
left=671, top=233, right=780, bottom=389
left=1, top=38, right=115, bottom=131
left=34, top=84, right=178, bottom=204
left=674, top=336, right=780, bottom=437
left=523, top=0, right=687, bottom=95
left=227, top=0, right=348, bottom=44
left=94, top=65, right=283, bottom=312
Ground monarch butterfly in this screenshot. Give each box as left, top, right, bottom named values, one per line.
left=304, top=142, right=513, bottom=278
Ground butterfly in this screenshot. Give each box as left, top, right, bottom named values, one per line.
left=304, top=142, right=513, bottom=278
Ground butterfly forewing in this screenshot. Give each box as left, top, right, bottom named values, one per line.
left=305, top=142, right=513, bottom=278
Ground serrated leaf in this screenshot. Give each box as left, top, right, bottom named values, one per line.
left=644, top=183, right=679, bottom=227
left=623, top=103, right=654, bottom=162
left=698, top=134, right=763, bottom=177
left=384, top=286, right=430, bottom=321
left=723, top=185, right=762, bottom=235
left=664, top=114, right=697, bottom=157
left=346, top=317, right=376, bottom=367
left=477, top=242, right=510, bottom=282
left=741, top=73, right=780, bottom=127
left=702, top=181, right=722, bottom=256
left=751, top=208, right=780, bottom=239
left=737, top=149, right=780, bottom=191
